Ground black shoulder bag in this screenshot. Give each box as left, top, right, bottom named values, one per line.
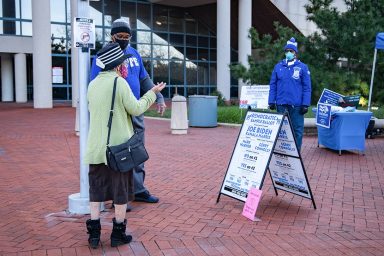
left=105, top=77, right=149, bottom=172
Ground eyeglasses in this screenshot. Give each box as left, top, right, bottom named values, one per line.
left=114, top=34, right=132, bottom=41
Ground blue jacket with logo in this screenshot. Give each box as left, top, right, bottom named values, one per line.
left=268, top=59, right=311, bottom=106
left=90, top=46, right=148, bottom=100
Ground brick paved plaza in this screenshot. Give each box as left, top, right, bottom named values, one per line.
left=0, top=103, right=383, bottom=255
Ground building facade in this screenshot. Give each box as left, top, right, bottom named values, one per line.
left=0, top=0, right=296, bottom=108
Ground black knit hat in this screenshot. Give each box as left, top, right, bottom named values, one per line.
left=111, top=18, right=131, bottom=35
left=95, top=42, right=132, bottom=71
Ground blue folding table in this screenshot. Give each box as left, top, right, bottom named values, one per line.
left=314, top=110, right=372, bottom=155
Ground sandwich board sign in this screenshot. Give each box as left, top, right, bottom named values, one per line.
left=217, top=109, right=316, bottom=210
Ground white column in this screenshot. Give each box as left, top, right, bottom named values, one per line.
left=14, top=53, right=28, bottom=103
left=1, top=54, right=14, bottom=102
left=216, top=0, right=231, bottom=101
left=32, top=0, right=52, bottom=108
left=238, top=0, right=252, bottom=98
left=71, top=0, right=79, bottom=108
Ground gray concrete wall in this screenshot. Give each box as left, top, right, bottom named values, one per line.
left=0, top=36, right=33, bottom=54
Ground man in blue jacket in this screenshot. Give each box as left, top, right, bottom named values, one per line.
left=90, top=18, right=166, bottom=208
left=268, top=37, right=311, bottom=151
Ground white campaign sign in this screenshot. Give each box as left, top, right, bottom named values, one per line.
left=239, top=85, right=270, bottom=109
left=269, top=154, right=311, bottom=198
left=273, top=116, right=299, bottom=157
left=220, top=111, right=283, bottom=201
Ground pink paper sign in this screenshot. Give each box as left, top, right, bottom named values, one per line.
left=242, top=188, right=263, bottom=221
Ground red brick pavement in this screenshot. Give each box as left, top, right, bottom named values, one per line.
left=0, top=103, right=383, bottom=256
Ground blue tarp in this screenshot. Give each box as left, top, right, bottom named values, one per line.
left=376, top=33, right=384, bottom=50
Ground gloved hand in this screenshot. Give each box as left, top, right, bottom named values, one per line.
left=268, top=104, right=276, bottom=110
left=300, top=106, right=308, bottom=115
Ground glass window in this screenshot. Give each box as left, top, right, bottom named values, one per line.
left=170, top=60, right=184, bottom=85
left=90, top=1, right=103, bottom=26
left=137, top=3, right=151, bottom=29
left=161, top=86, right=170, bottom=98
left=51, top=24, right=66, bottom=38
left=169, top=9, right=183, bottom=33
left=121, top=1, right=136, bottom=30
left=187, top=87, right=197, bottom=96
left=186, top=35, right=197, bottom=47
left=186, top=47, right=197, bottom=60
left=199, top=87, right=209, bottom=95
left=176, top=86, right=185, bottom=97
left=169, top=45, right=184, bottom=59
left=104, top=28, right=111, bottom=42
left=170, top=34, right=184, bottom=45
left=210, top=49, right=217, bottom=62
left=210, top=37, right=216, bottom=48
left=130, top=30, right=137, bottom=43
left=198, top=48, right=208, bottom=61
left=2, top=20, right=16, bottom=35
left=186, top=65, right=197, bottom=85
left=51, top=38, right=67, bottom=53
left=153, top=5, right=168, bottom=32
left=137, top=31, right=151, bottom=44
left=21, top=0, right=32, bottom=19
left=50, top=0, right=66, bottom=22
left=137, top=44, right=151, bottom=58
left=210, top=64, right=217, bottom=85
left=2, top=0, right=17, bottom=18
left=198, top=23, right=209, bottom=35
left=185, top=16, right=196, bottom=34
left=153, top=32, right=168, bottom=45
left=142, top=59, right=152, bottom=77
left=104, top=1, right=120, bottom=27
left=153, top=60, right=169, bottom=84
left=153, top=45, right=168, bottom=59
left=198, top=63, right=209, bottom=85
left=198, top=36, right=209, bottom=48
left=21, top=21, right=32, bottom=36
left=53, top=87, right=69, bottom=100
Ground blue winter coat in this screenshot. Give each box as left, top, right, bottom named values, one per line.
left=268, top=59, right=311, bottom=106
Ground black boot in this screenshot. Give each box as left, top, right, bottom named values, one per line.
left=111, top=218, right=132, bottom=247
left=86, top=219, right=101, bottom=249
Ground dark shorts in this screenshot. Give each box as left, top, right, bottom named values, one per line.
left=89, top=164, right=134, bottom=204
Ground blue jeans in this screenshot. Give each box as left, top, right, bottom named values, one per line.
left=276, top=105, right=304, bottom=151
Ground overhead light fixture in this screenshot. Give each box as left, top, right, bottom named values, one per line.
left=156, top=21, right=162, bottom=26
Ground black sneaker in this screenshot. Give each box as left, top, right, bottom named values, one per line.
left=134, top=191, right=159, bottom=203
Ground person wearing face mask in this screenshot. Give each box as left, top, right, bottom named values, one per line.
left=85, top=42, right=165, bottom=249
left=90, top=18, right=165, bottom=210
left=268, top=37, right=312, bottom=151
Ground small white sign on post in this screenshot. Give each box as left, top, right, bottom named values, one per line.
left=74, top=17, right=95, bottom=49
left=239, top=85, right=270, bottom=109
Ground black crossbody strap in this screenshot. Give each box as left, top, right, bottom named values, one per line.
left=107, top=77, right=119, bottom=146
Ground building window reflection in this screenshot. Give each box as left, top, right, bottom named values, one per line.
left=0, top=0, right=218, bottom=101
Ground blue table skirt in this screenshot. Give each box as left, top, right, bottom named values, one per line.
left=314, top=110, right=372, bottom=152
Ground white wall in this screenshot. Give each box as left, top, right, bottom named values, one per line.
left=270, top=0, right=346, bottom=36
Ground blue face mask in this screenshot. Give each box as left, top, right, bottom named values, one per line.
left=285, top=51, right=295, bottom=61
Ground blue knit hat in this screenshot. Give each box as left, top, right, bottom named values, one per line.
left=284, top=37, right=298, bottom=53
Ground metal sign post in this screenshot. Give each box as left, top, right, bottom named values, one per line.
left=68, top=0, right=103, bottom=214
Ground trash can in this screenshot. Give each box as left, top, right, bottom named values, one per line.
left=188, top=95, right=218, bottom=127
